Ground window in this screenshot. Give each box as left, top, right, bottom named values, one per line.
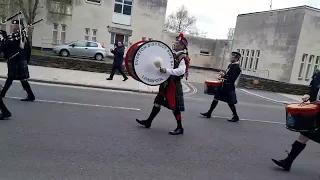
left=142, top=37, right=146, bottom=41
left=313, top=56, right=320, bottom=75
left=240, top=49, right=245, bottom=67
left=87, top=42, right=98, bottom=47
left=85, top=28, right=90, bottom=40
left=50, top=0, right=72, bottom=15
left=305, top=55, right=314, bottom=80
left=86, top=0, right=101, bottom=3
left=298, top=54, right=308, bottom=78
left=73, top=41, right=86, bottom=47
left=0, top=16, right=5, bottom=31
left=61, top=24, right=66, bottom=44
left=148, top=38, right=153, bottom=41
left=200, top=50, right=210, bottom=55
left=244, top=49, right=249, bottom=69
left=114, top=0, right=133, bottom=15
left=92, top=29, right=97, bottom=42
left=52, top=23, right=58, bottom=44
left=249, top=50, right=255, bottom=69
left=237, top=49, right=240, bottom=53
left=254, top=50, right=260, bottom=70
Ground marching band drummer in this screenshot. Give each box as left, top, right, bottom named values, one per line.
left=136, top=33, right=190, bottom=135
left=200, top=52, right=242, bottom=122
left=1, top=19, right=35, bottom=101
left=272, top=70, right=320, bottom=171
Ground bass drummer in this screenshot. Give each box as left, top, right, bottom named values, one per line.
left=272, top=70, right=320, bottom=171
left=136, top=33, right=190, bottom=135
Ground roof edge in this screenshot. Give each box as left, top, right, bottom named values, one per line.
left=237, top=5, right=320, bottom=17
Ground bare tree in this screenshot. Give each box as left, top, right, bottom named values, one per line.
left=0, top=0, right=81, bottom=45
left=164, top=5, right=207, bottom=37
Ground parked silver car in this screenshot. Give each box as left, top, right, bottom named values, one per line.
left=53, top=40, right=107, bottom=61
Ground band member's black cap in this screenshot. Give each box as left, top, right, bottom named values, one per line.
left=231, top=52, right=241, bottom=59
left=0, top=30, right=7, bottom=38
left=176, top=33, right=188, bottom=47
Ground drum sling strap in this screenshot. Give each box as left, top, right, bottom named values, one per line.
left=166, top=53, right=186, bottom=109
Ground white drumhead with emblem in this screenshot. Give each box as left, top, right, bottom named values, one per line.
left=133, top=41, right=174, bottom=86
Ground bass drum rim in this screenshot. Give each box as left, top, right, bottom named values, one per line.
left=131, top=40, right=174, bottom=86
left=124, top=40, right=147, bottom=80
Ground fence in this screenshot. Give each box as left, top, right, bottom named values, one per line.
left=241, top=69, right=270, bottom=79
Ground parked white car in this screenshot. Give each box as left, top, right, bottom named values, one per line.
left=53, top=40, right=107, bottom=61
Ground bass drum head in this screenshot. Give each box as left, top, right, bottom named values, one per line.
left=132, top=40, right=174, bottom=86
left=124, top=41, right=146, bottom=80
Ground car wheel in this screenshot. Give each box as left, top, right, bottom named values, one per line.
left=60, top=50, right=69, bottom=57
left=95, top=53, right=103, bottom=61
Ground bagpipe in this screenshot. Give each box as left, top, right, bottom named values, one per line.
left=0, top=11, right=43, bottom=42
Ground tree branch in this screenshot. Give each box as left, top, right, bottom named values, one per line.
left=31, top=0, right=40, bottom=22
left=17, top=0, right=30, bottom=21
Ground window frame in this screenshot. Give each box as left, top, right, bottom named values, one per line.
left=114, top=0, right=133, bottom=16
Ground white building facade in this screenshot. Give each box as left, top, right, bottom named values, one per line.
left=1, top=0, right=167, bottom=54
left=232, top=5, right=320, bottom=85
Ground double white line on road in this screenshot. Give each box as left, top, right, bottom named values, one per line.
left=7, top=96, right=141, bottom=111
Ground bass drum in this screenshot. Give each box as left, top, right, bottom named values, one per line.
left=124, top=40, right=175, bottom=86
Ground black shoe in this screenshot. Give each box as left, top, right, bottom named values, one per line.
left=136, top=119, right=152, bottom=128
left=0, top=112, right=11, bottom=120
left=200, top=112, right=211, bottom=118
left=21, top=96, right=35, bottom=102
left=169, top=127, right=184, bottom=135
left=106, top=78, right=112, bottom=80
left=271, top=159, right=291, bottom=171
left=123, top=77, right=128, bottom=81
left=228, top=116, right=239, bottom=122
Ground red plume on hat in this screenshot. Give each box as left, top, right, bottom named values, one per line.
left=179, top=33, right=184, bottom=38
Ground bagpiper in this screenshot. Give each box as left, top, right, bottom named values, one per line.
left=1, top=19, right=35, bottom=101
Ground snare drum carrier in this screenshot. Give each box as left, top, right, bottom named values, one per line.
left=285, top=103, right=320, bottom=132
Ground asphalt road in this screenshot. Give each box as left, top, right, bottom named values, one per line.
left=0, top=79, right=319, bottom=180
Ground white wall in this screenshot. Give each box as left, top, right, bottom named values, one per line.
left=31, top=0, right=167, bottom=56
left=290, top=8, right=320, bottom=85
left=232, top=7, right=305, bottom=81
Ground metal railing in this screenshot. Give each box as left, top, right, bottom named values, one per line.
left=241, top=68, right=270, bottom=79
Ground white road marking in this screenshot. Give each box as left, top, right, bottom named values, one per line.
left=210, top=115, right=286, bottom=125
left=185, top=82, right=198, bottom=96
left=7, top=96, right=140, bottom=111
left=239, top=89, right=290, bottom=104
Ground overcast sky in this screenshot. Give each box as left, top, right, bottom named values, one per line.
left=166, top=0, right=320, bottom=39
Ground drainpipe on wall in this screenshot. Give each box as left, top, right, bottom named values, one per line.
left=221, top=43, right=227, bottom=70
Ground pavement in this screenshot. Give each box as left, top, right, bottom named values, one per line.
left=0, top=79, right=319, bottom=180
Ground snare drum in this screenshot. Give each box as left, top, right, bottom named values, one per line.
left=285, top=103, right=320, bottom=132
left=204, top=80, right=222, bottom=95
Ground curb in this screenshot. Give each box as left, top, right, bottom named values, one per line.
left=0, top=76, right=191, bottom=95
left=239, top=89, right=296, bottom=105
left=0, top=76, right=158, bottom=94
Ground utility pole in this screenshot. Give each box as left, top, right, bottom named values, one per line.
left=270, top=0, right=272, bottom=10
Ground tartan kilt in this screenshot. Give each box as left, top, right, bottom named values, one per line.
left=300, top=129, right=320, bottom=144
left=214, top=89, right=238, bottom=105
left=7, top=60, right=30, bottom=80
left=154, top=81, right=185, bottom=111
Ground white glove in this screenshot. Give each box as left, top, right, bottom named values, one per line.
left=302, top=94, right=310, bottom=102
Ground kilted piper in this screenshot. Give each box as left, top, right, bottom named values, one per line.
left=1, top=19, right=35, bottom=101
left=136, top=33, right=190, bottom=135
left=200, top=52, right=242, bottom=122
left=0, top=30, right=12, bottom=120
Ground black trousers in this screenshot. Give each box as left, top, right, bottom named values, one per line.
left=0, top=97, right=10, bottom=114
left=1, top=77, right=35, bottom=98
left=109, top=66, right=127, bottom=79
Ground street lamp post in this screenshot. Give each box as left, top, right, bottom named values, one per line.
left=221, top=43, right=228, bottom=69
